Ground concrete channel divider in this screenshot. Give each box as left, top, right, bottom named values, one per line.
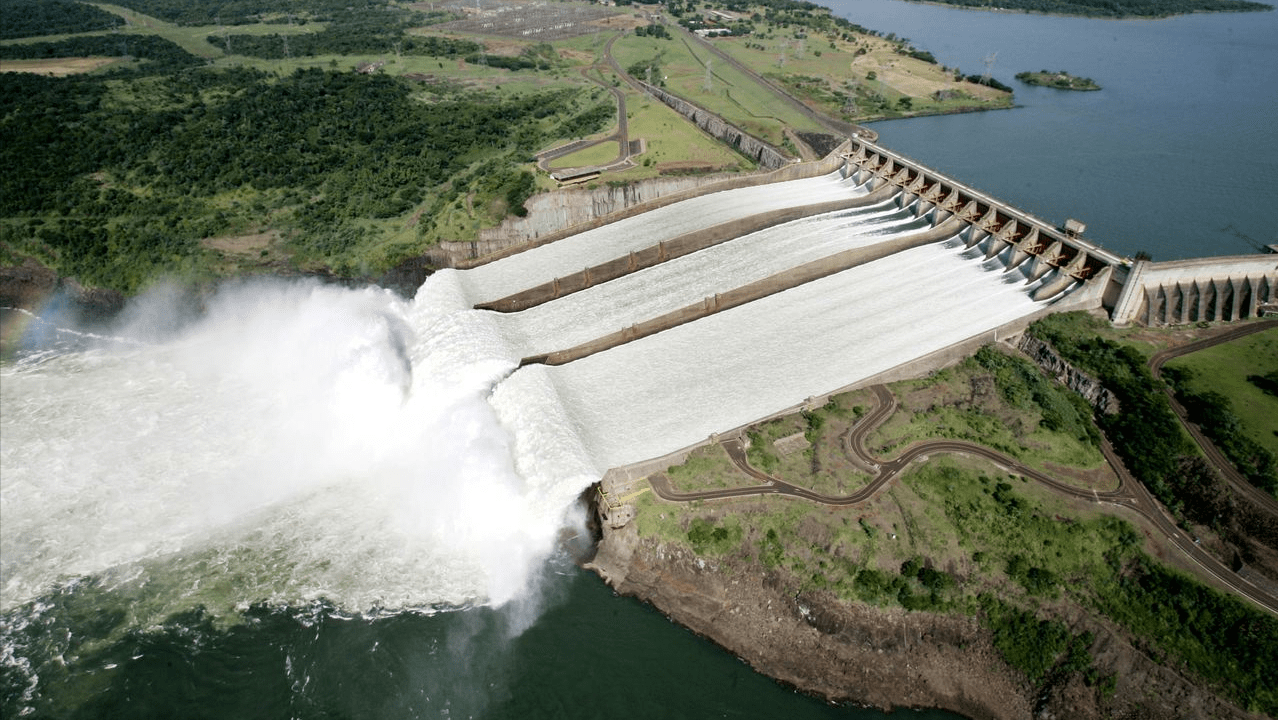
left=519, top=216, right=966, bottom=367
left=476, top=183, right=898, bottom=313
left=452, top=147, right=853, bottom=271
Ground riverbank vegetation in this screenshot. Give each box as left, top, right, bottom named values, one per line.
left=1015, top=70, right=1100, bottom=91
left=922, top=0, right=1271, bottom=18
left=640, top=449, right=1278, bottom=715
left=633, top=316, right=1278, bottom=716
left=1162, top=329, right=1278, bottom=496
left=0, top=0, right=123, bottom=40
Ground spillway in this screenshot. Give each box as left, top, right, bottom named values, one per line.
left=491, top=199, right=920, bottom=357
left=0, top=167, right=1080, bottom=627
left=503, top=241, right=1050, bottom=470
left=457, top=170, right=868, bottom=304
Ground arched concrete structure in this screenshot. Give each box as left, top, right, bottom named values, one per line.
left=843, top=138, right=1125, bottom=307
left=1111, top=258, right=1278, bottom=326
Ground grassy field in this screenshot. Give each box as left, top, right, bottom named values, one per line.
left=610, top=32, right=824, bottom=146
left=665, top=444, right=757, bottom=492
left=867, top=353, right=1108, bottom=487
left=547, top=140, right=619, bottom=169
left=1165, top=328, right=1278, bottom=456
left=610, top=85, right=754, bottom=179
left=707, top=21, right=1011, bottom=122
left=741, top=391, right=877, bottom=497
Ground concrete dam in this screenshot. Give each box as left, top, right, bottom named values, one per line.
left=450, top=136, right=1274, bottom=478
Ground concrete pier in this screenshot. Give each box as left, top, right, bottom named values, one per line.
left=1111, top=257, right=1278, bottom=326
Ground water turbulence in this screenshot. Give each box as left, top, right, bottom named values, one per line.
left=1, top=171, right=1071, bottom=715
left=1, top=278, right=596, bottom=617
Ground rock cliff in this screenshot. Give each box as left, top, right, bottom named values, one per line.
left=587, top=494, right=1266, bottom=720
left=1017, top=334, right=1120, bottom=414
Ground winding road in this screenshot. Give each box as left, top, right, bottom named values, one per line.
left=1148, top=318, right=1278, bottom=517
left=647, top=346, right=1278, bottom=615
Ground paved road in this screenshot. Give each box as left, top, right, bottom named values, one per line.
left=536, top=33, right=635, bottom=175
left=1147, top=318, right=1278, bottom=517
left=671, top=21, right=859, bottom=138
left=647, top=382, right=1278, bottom=615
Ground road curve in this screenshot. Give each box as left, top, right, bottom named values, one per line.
left=647, top=382, right=1278, bottom=615
left=1147, top=319, right=1278, bottom=516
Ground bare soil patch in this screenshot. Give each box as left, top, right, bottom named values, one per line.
left=587, top=13, right=646, bottom=31
left=201, top=231, right=278, bottom=257
left=0, top=57, right=120, bottom=77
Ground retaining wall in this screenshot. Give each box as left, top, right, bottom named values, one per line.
left=1110, top=257, right=1278, bottom=326
left=522, top=216, right=965, bottom=366
left=479, top=183, right=897, bottom=312
left=444, top=146, right=850, bottom=269
left=641, top=83, right=792, bottom=170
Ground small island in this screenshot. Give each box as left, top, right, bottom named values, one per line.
left=1016, top=70, right=1101, bottom=91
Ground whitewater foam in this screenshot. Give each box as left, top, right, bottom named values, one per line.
left=1, top=179, right=1058, bottom=621
left=0, top=279, right=587, bottom=615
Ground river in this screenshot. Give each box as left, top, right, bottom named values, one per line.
left=2, top=2, right=1275, bottom=718
left=834, top=0, right=1278, bottom=261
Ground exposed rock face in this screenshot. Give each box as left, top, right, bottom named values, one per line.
left=1018, top=334, right=1120, bottom=414
left=588, top=525, right=1032, bottom=720
left=587, top=498, right=1267, bottom=720
left=467, top=175, right=718, bottom=251
left=641, top=83, right=791, bottom=170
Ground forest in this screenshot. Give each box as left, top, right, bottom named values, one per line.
left=0, top=0, right=123, bottom=39
left=0, top=33, right=205, bottom=73
left=90, top=0, right=376, bottom=25
left=212, top=8, right=477, bottom=59
left=0, top=45, right=609, bottom=291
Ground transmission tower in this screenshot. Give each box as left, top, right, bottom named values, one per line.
left=216, top=16, right=232, bottom=55
left=282, top=13, right=293, bottom=59
left=703, top=58, right=713, bottom=93
left=980, top=51, right=997, bottom=86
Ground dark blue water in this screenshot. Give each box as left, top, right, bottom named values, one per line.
left=830, top=0, right=1278, bottom=260
left=5, top=3, right=1276, bottom=718
left=2, top=560, right=959, bottom=720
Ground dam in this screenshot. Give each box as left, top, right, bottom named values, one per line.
left=454, top=136, right=1135, bottom=478
left=3, top=135, right=1273, bottom=622
left=455, top=135, right=1277, bottom=481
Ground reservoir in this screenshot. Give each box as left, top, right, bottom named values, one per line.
left=836, top=0, right=1278, bottom=261
left=2, top=1, right=1275, bottom=718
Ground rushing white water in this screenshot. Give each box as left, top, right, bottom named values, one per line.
left=522, top=241, right=1053, bottom=469
left=0, top=280, right=595, bottom=614
left=1, top=175, right=1059, bottom=620
left=457, top=170, right=868, bottom=304
left=493, top=200, right=922, bottom=357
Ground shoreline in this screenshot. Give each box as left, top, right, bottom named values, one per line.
left=585, top=492, right=1270, bottom=720
left=900, top=0, right=1275, bottom=20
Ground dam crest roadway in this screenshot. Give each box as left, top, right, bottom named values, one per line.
left=453, top=136, right=1278, bottom=616
left=457, top=136, right=1276, bottom=475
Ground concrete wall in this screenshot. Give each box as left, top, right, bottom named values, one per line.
left=478, top=183, right=897, bottom=312
left=641, top=83, right=792, bottom=170
left=599, top=284, right=1109, bottom=485
left=444, top=147, right=851, bottom=269
left=1110, top=256, right=1278, bottom=326
left=521, top=216, right=965, bottom=366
